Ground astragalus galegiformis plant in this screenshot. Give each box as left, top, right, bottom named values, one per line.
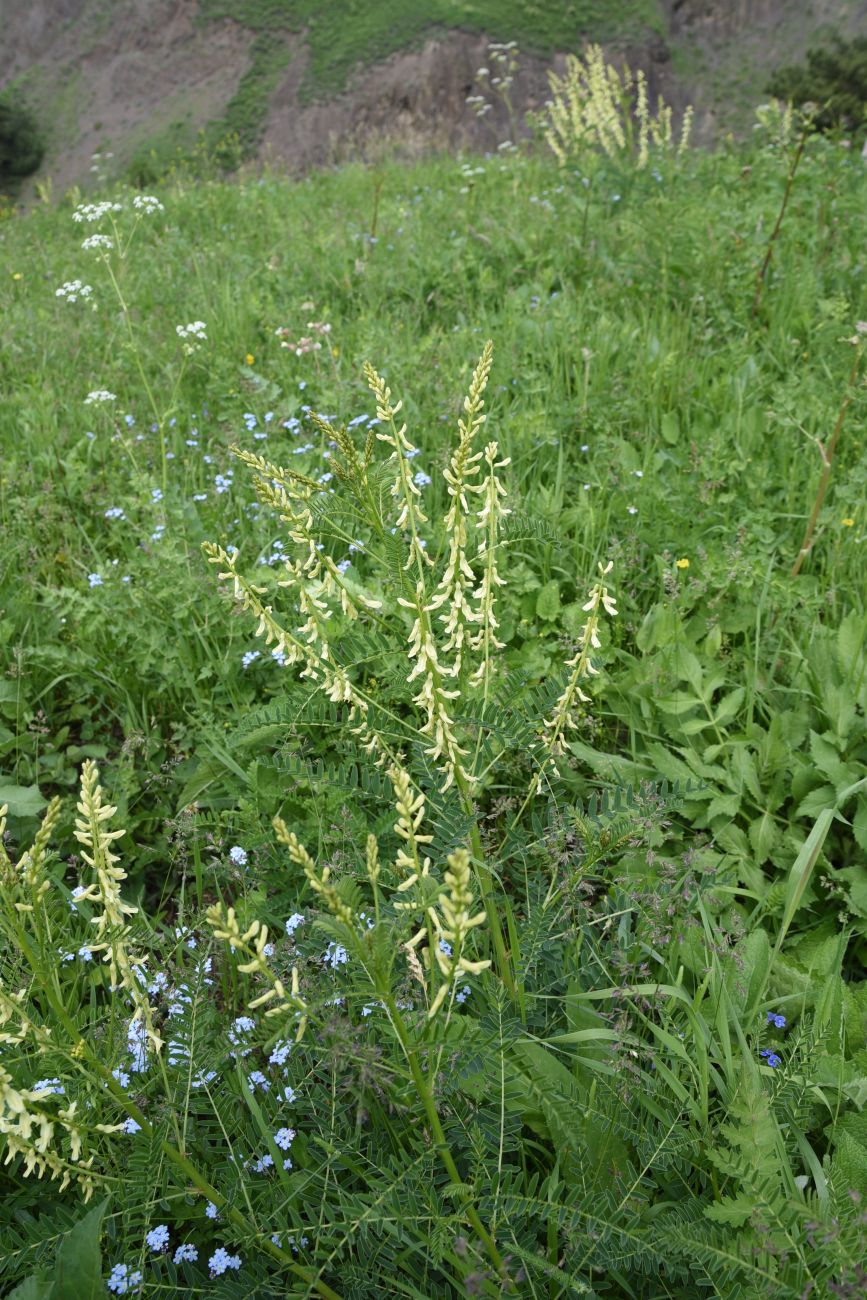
left=204, top=343, right=617, bottom=994
left=202, top=345, right=619, bottom=1275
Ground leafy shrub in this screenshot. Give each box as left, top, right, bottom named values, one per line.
left=767, top=34, right=867, bottom=138
left=0, top=93, right=44, bottom=190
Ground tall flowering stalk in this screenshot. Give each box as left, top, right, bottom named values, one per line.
left=365, top=362, right=431, bottom=576
left=540, top=561, right=618, bottom=766
left=72, top=760, right=162, bottom=1055
left=428, top=341, right=493, bottom=675
left=540, top=46, right=691, bottom=168
left=406, top=849, right=491, bottom=1019
left=467, top=442, right=511, bottom=694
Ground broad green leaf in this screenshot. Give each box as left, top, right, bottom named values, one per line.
left=53, top=1199, right=108, bottom=1300
left=748, top=812, right=779, bottom=865
left=673, top=645, right=703, bottom=693
left=809, top=731, right=851, bottom=788
left=740, top=928, right=770, bottom=1018
left=0, top=783, right=47, bottom=818
left=660, top=411, right=679, bottom=445
left=712, top=688, right=745, bottom=727
left=795, top=784, right=835, bottom=818
left=7, top=1278, right=55, bottom=1300
left=854, top=797, right=867, bottom=853
left=837, top=610, right=866, bottom=675
left=773, top=807, right=834, bottom=959
left=535, top=580, right=560, bottom=621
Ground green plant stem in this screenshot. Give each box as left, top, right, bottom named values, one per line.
left=453, top=763, right=516, bottom=1001
left=791, top=343, right=862, bottom=576
left=383, top=991, right=506, bottom=1277
left=752, top=128, right=808, bottom=319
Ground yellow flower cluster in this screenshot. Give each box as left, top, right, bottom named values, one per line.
left=407, top=849, right=491, bottom=1019
left=205, top=901, right=308, bottom=1037
left=72, top=761, right=162, bottom=1056
left=541, top=46, right=691, bottom=169
left=539, top=561, right=618, bottom=770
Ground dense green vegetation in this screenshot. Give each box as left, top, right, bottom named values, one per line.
left=1, top=103, right=867, bottom=1296
left=0, top=93, right=45, bottom=193
left=768, top=33, right=867, bottom=140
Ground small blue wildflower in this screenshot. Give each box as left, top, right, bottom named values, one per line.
left=241, top=650, right=260, bottom=669
left=248, top=1070, right=270, bottom=1092
left=104, top=506, right=125, bottom=519
left=269, top=1039, right=292, bottom=1067
left=107, top=1263, right=143, bottom=1294
left=456, top=986, right=471, bottom=1004
left=151, top=488, right=163, bottom=503
left=174, top=1244, right=198, bottom=1264
left=274, top=1127, right=295, bottom=1151
left=323, top=942, right=348, bottom=970
left=88, top=573, right=104, bottom=588
left=33, top=1078, right=64, bottom=1095
left=766, top=1012, right=786, bottom=1029
left=229, top=846, right=248, bottom=867
left=124, top=414, right=135, bottom=427
left=146, top=1225, right=170, bottom=1253
left=760, top=1049, right=782, bottom=1068
left=209, top=1248, right=241, bottom=1276
left=285, top=912, right=305, bottom=936
left=413, top=470, right=432, bottom=487
left=122, top=1117, right=142, bottom=1134
left=205, top=1201, right=219, bottom=1220
left=193, top=492, right=207, bottom=501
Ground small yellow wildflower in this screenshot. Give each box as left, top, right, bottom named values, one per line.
left=842, top=518, right=855, bottom=527
left=11, top=272, right=22, bottom=281
left=245, top=353, right=254, bottom=365
left=676, top=557, right=690, bottom=569
left=332, top=346, right=340, bottom=358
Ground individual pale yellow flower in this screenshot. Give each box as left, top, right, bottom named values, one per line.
left=842, top=518, right=855, bottom=527
left=11, top=272, right=22, bottom=281
left=676, top=557, right=690, bottom=569
left=245, top=353, right=254, bottom=365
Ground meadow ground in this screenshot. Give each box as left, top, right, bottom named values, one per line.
left=1, top=122, right=867, bottom=1297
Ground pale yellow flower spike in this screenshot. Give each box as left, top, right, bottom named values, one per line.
left=364, top=361, right=431, bottom=575
left=427, top=849, right=491, bottom=1020
left=539, top=562, right=617, bottom=777
left=427, top=341, right=493, bottom=676
left=205, top=901, right=308, bottom=1038
left=541, top=47, right=690, bottom=168
left=73, top=762, right=162, bottom=1055
left=389, top=765, right=433, bottom=884
left=467, top=441, right=511, bottom=693
left=273, top=818, right=356, bottom=928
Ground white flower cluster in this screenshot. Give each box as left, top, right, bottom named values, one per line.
left=55, top=280, right=94, bottom=304
left=132, top=194, right=164, bottom=215
left=72, top=201, right=122, bottom=223
left=176, top=320, right=207, bottom=342
left=81, top=234, right=113, bottom=252
left=84, top=389, right=117, bottom=405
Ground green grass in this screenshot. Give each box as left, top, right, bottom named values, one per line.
left=199, top=0, right=665, bottom=106
left=1, top=127, right=867, bottom=1296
